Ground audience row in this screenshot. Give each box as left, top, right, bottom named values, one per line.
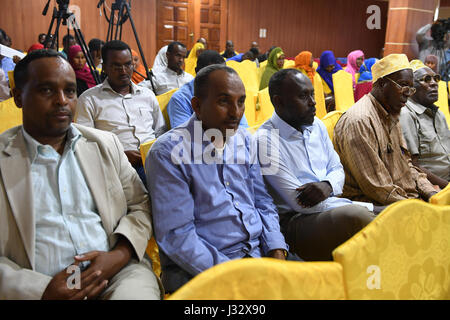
left=0, top=34, right=448, bottom=299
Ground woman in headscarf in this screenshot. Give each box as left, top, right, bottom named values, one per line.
left=293, top=51, right=315, bottom=85
left=424, top=54, right=439, bottom=73
left=259, top=47, right=285, bottom=90
left=316, top=50, right=342, bottom=94
left=345, top=50, right=365, bottom=88
left=68, top=45, right=97, bottom=97
left=354, top=57, right=377, bottom=102
left=131, top=49, right=147, bottom=84
left=184, top=42, right=205, bottom=76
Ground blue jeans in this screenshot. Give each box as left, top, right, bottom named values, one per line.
left=133, top=163, right=147, bottom=188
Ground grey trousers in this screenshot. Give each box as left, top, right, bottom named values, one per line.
left=281, top=204, right=375, bottom=261
left=99, top=257, right=164, bottom=300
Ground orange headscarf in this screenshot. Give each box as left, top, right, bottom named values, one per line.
left=294, top=51, right=315, bottom=85
left=131, top=49, right=147, bottom=84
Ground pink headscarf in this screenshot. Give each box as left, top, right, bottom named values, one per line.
left=345, top=50, right=364, bottom=87
left=68, top=45, right=96, bottom=89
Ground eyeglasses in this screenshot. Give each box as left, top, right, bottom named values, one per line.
left=417, top=74, right=441, bottom=84
left=385, top=77, right=416, bottom=96
left=110, top=62, right=133, bottom=72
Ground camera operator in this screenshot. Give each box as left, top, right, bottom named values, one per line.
left=416, top=18, right=450, bottom=81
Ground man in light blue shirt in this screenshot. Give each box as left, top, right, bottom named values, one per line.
left=167, top=50, right=249, bottom=129
left=0, top=56, right=14, bottom=83
left=255, top=69, right=375, bottom=261
left=146, top=64, right=287, bottom=293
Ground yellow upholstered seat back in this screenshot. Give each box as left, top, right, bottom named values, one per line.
left=430, top=183, right=450, bottom=206
left=225, top=60, right=260, bottom=127
left=332, top=70, right=355, bottom=111
left=244, top=90, right=258, bottom=127
left=435, top=81, right=449, bottom=127
left=0, top=97, right=22, bottom=134
left=255, top=87, right=274, bottom=126
left=333, top=199, right=450, bottom=299
left=258, top=60, right=268, bottom=84
left=140, top=138, right=160, bottom=277
left=320, top=110, right=344, bottom=141
left=8, top=70, right=15, bottom=90
left=313, top=73, right=327, bottom=119
left=283, top=59, right=295, bottom=69
left=156, top=88, right=178, bottom=130
left=168, top=258, right=346, bottom=300
left=226, top=60, right=259, bottom=93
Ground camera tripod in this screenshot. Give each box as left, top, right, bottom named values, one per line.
left=98, top=0, right=155, bottom=91
left=42, top=0, right=101, bottom=84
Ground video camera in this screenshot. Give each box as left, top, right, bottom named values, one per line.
left=56, top=0, right=70, bottom=7
left=431, top=18, right=450, bottom=42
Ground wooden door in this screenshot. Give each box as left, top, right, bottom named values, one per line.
left=198, top=0, right=228, bottom=53
left=157, top=0, right=228, bottom=54
left=157, top=0, right=195, bottom=52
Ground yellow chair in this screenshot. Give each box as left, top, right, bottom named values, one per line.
left=283, top=60, right=295, bottom=69
left=333, top=199, right=450, bottom=299
left=168, top=258, right=346, bottom=300
left=430, top=183, right=450, bottom=206
left=255, top=87, right=274, bottom=126
left=8, top=70, right=15, bottom=90
left=156, top=88, right=178, bottom=130
left=332, top=70, right=355, bottom=111
left=257, top=60, right=268, bottom=84
left=312, top=61, right=318, bottom=70
left=312, top=73, right=327, bottom=119
left=320, top=110, right=344, bottom=141
left=435, top=81, right=450, bottom=127
left=226, top=60, right=259, bottom=93
left=244, top=90, right=258, bottom=128
left=139, top=138, right=161, bottom=277
left=0, top=97, right=22, bottom=134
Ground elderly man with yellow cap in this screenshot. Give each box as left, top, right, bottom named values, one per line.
left=333, top=54, right=438, bottom=206
left=399, top=60, right=449, bottom=189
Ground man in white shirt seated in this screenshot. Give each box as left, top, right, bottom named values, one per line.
left=255, top=69, right=377, bottom=261
left=140, top=41, right=194, bottom=96
left=76, top=40, right=166, bottom=185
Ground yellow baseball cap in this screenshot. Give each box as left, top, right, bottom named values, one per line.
left=372, top=53, right=412, bottom=83
left=409, top=59, right=427, bottom=72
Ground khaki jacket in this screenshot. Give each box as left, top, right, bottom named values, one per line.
left=0, top=124, right=152, bottom=299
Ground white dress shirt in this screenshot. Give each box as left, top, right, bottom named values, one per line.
left=255, top=112, right=353, bottom=215
left=76, top=79, right=166, bottom=151
left=140, top=66, right=194, bottom=96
